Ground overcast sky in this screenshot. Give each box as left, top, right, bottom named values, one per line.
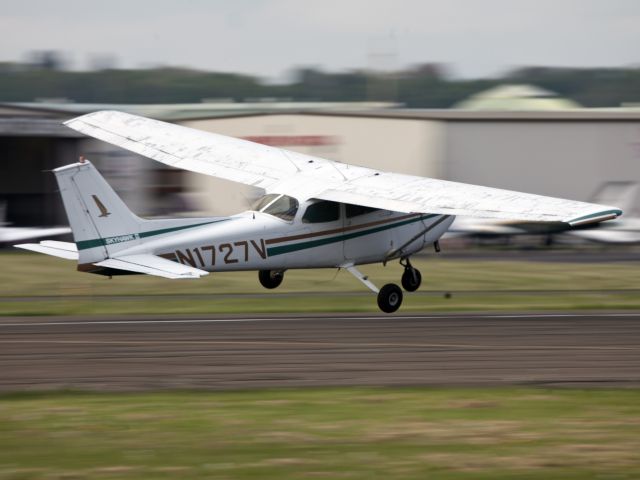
left=1, top=0, right=639, bottom=80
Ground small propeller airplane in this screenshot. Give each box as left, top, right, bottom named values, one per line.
left=16, top=111, right=623, bottom=312
left=0, top=202, right=70, bottom=245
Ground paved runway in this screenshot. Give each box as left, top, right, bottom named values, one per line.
left=0, top=313, right=639, bottom=391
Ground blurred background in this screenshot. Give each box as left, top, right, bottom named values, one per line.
left=2, top=3, right=640, bottom=479
left=1, top=0, right=639, bottom=250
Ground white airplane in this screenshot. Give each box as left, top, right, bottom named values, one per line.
left=446, top=182, right=639, bottom=242
left=16, top=111, right=623, bottom=312
left=567, top=217, right=640, bottom=244
left=565, top=182, right=640, bottom=244
left=0, top=202, right=71, bottom=245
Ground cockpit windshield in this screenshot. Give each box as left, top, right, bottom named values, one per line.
left=252, top=194, right=299, bottom=221
left=252, top=194, right=280, bottom=212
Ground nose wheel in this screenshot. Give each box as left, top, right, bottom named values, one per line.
left=401, top=267, right=422, bottom=292
left=400, top=257, right=422, bottom=292
left=258, top=269, right=284, bottom=289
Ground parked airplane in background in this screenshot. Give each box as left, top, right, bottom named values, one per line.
left=16, top=111, right=623, bottom=312
left=0, top=202, right=70, bottom=245
left=565, top=182, right=640, bottom=244
left=568, top=216, right=640, bottom=244
left=447, top=182, right=638, bottom=243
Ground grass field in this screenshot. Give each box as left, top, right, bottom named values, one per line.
left=2, top=252, right=640, bottom=315
left=2, top=253, right=639, bottom=479
left=0, top=387, right=639, bottom=479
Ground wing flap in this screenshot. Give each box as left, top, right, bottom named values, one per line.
left=15, top=240, right=79, bottom=260
left=94, top=254, right=208, bottom=279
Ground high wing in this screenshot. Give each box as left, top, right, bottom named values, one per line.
left=65, top=111, right=622, bottom=226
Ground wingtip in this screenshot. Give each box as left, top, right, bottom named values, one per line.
left=566, top=208, right=623, bottom=227
left=63, top=109, right=125, bottom=127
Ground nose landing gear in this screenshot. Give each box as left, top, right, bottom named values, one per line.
left=258, top=269, right=284, bottom=289
left=400, top=257, right=422, bottom=292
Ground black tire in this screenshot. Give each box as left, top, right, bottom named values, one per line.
left=377, top=283, right=403, bottom=313
left=258, top=270, right=284, bottom=289
left=401, top=268, right=422, bottom=292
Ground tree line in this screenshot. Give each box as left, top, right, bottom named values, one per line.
left=0, top=60, right=638, bottom=108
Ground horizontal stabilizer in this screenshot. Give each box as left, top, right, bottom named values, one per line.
left=94, top=254, right=209, bottom=279
left=15, top=240, right=79, bottom=260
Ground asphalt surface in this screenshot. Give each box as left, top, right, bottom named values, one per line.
left=0, top=312, right=639, bottom=392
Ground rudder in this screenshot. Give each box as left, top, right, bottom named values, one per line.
left=54, top=160, right=143, bottom=264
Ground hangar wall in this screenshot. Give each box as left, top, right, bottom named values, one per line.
left=181, top=114, right=445, bottom=215
left=444, top=121, right=640, bottom=214
left=3, top=103, right=640, bottom=225
left=181, top=112, right=640, bottom=217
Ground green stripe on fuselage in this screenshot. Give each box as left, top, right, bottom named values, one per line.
left=266, top=214, right=436, bottom=257
left=75, top=219, right=228, bottom=251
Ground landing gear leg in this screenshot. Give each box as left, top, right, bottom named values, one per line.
left=343, top=264, right=403, bottom=313
left=400, top=257, right=422, bottom=292
left=258, top=270, right=284, bottom=289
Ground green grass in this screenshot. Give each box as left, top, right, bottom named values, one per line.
left=2, top=251, right=640, bottom=315
left=0, top=388, right=639, bottom=479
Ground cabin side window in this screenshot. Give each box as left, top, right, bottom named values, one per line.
left=302, top=201, right=341, bottom=223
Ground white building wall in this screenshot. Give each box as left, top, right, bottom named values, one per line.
left=177, top=113, right=640, bottom=217
left=82, top=139, right=157, bottom=216
left=444, top=121, right=640, bottom=213
left=180, top=114, right=443, bottom=215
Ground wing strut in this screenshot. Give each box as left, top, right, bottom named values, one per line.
left=342, top=264, right=379, bottom=293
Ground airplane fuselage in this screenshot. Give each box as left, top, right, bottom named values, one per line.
left=114, top=205, right=454, bottom=273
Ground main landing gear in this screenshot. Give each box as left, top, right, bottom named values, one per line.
left=259, top=259, right=422, bottom=313
left=344, top=257, right=423, bottom=313
left=258, top=269, right=284, bottom=289
left=377, top=284, right=403, bottom=313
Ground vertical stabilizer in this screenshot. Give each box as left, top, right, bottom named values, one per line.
left=54, top=160, right=143, bottom=263
left=589, top=182, right=638, bottom=216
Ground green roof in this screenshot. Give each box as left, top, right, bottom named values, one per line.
left=455, top=84, right=581, bottom=111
